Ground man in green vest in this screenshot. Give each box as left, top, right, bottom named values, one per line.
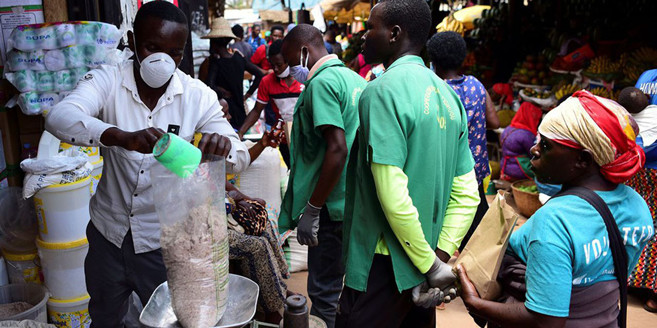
left=279, top=24, right=366, bottom=328
left=336, top=1, right=480, bottom=327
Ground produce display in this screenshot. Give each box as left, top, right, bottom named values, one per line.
left=511, top=55, right=551, bottom=86
left=436, top=14, right=465, bottom=36
left=521, top=88, right=551, bottom=99
left=553, top=83, right=580, bottom=101
left=515, top=184, right=538, bottom=194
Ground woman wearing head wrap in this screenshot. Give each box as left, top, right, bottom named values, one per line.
left=457, top=90, right=653, bottom=327
left=500, top=101, right=543, bottom=181
left=490, top=83, right=514, bottom=108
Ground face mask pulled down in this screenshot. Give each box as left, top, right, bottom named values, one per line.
left=290, top=47, right=309, bottom=83
left=277, top=66, right=290, bottom=79
left=133, top=34, right=178, bottom=88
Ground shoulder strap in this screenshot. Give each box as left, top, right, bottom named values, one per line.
left=556, top=187, right=627, bottom=328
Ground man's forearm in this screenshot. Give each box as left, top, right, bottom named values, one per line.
left=45, top=103, right=114, bottom=148
left=308, top=142, right=346, bottom=206
left=437, top=170, right=480, bottom=256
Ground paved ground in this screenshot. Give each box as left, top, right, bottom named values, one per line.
left=285, top=271, right=656, bottom=327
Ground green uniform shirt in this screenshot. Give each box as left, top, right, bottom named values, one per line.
left=343, top=55, right=474, bottom=292
left=279, top=58, right=366, bottom=231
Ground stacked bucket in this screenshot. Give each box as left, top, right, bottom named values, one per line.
left=32, top=139, right=103, bottom=327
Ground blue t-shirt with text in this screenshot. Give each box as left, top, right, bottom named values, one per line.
left=636, top=69, right=657, bottom=105
left=508, top=185, right=653, bottom=317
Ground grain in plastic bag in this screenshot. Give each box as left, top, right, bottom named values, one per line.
left=152, top=157, right=228, bottom=327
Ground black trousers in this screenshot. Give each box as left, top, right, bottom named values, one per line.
left=335, top=255, right=436, bottom=328
left=85, top=223, right=167, bottom=328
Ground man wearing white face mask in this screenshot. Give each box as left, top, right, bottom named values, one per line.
left=278, top=24, right=366, bottom=328
left=44, top=2, right=249, bottom=326
left=238, top=40, right=302, bottom=166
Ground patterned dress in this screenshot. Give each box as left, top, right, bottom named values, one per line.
left=446, top=75, right=490, bottom=183
left=627, top=168, right=657, bottom=293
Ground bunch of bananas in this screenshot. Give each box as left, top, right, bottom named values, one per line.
left=629, top=47, right=657, bottom=66
left=589, top=87, right=614, bottom=99
left=587, top=56, right=621, bottom=74
left=554, top=84, right=580, bottom=100
left=436, top=14, right=465, bottom=36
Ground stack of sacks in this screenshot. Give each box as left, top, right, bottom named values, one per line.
left=4, top=21, right=122, bottom=116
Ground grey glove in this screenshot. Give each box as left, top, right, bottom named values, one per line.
left=411, top=282, right=458, bottom=308
left=297, top=202, right=321, bottom=246
left=411, top=282, right=444, bottom=308
left=442, top=285, right=458, bottom=304
left=425, top=256, right=457, bottom=289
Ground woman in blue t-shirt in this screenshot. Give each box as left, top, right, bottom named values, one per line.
left=457, top=90, right=652, bottom=327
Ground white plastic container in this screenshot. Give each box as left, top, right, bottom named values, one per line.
left=2, top=251, right=43, bottom=285
left=47, top=294, right=91, bottom=327
left=33, top=176, right=92, bottom=243
left=89, top=157, right=103, bottom=196
left=0, top=283, right=49, bottom=322
left=59, top=143, right=100, bottom=164
left=36, top=238, right=88, bottom=300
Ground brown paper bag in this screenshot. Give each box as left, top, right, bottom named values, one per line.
left=454, top=190, right=519, bottom=300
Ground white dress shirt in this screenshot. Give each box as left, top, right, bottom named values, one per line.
left=45, top=61, right=250, bottom=253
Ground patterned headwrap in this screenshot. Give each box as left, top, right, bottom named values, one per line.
left=538, top=90, right=645, bottom=183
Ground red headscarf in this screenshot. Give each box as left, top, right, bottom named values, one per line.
left=509, top=102, right=543, bottom=135
left=493, top=83, right=514, bottom=105
left=538, top=90, right=645, bottom=183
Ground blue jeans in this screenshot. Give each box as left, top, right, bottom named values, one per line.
left=307, top=207, right=344, bottom=328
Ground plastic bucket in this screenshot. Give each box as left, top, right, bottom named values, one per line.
left=34, top=176, right=92, bottom=243
left=36, top=238, right=88, bottom=300
left=90, top=157, right=103, bottom=196
left=2, top=251, right=43, bottom=285
left=47, top=294, right=91, bottom=327
left=59, top=143, right=100, bottom=164
left=0, top=283, right=49, bottom=322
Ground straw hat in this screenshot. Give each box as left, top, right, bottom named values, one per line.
left=202, top=17, right=237, bottom=39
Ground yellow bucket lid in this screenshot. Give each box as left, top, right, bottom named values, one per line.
left=36, top=237, right=88, bottom=250
left=2, top=250, right=38, bottom=262
left=48, top=293, right=90, bottom=304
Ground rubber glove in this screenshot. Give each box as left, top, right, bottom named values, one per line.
left=297, top=202, right=321, bottom=246
left=426, top=256, right=457, bottom=289
left=412, top=282, right=444, bottom=308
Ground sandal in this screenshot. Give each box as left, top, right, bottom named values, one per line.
left=644, top=297, right=657, bottom=313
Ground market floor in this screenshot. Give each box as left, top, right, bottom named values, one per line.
left=285, top=270, right=657, bottom=328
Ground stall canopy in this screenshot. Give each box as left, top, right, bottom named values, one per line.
left=320, top=0, right=367, bottom=12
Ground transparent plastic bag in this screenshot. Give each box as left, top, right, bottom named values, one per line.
left=0, top=188, right=38, bottom=254
left=152, top=157, right=228, bottom=328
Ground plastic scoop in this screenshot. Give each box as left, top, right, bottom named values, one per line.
left=153, top=133, right=201, bottom=178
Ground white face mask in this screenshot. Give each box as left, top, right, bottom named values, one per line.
left=133, top=34, right=178, bottom=88
left=277, top=66, right=290, bottom=79
left=289, top=46, right=309, bottom=83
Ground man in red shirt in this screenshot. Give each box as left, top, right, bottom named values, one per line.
left=239, top=40, right=302, bottom=166
left=251, top=25, right=285, bottom=75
